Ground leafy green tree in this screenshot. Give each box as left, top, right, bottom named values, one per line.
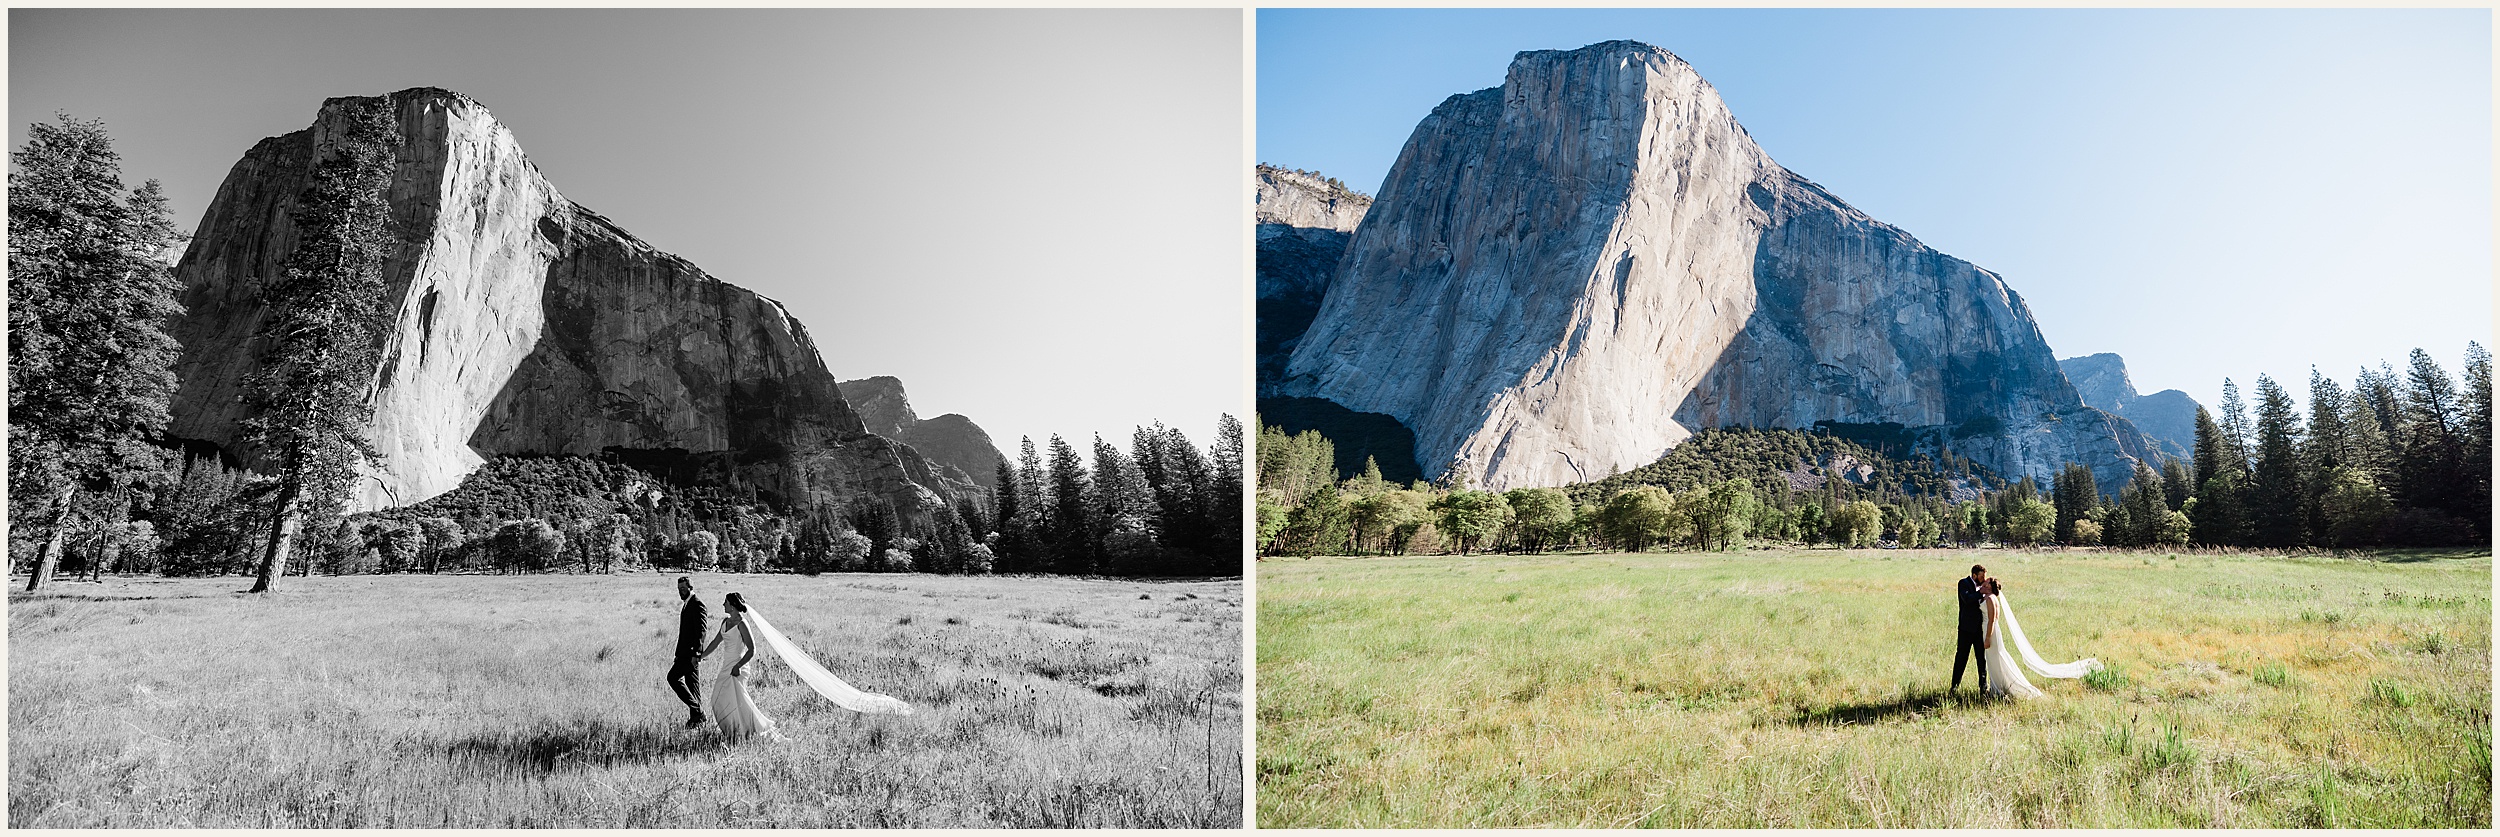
left=2246, top=375, right=2308, bottom=547
left=2002, top=498, right=2057, bottom=547
left=1430, top=490, right=1511, bottom=555
left=1690, top=479, right=1758, bottom=551
left=2317, top=466, right=2395, bottom=548
left=2153, top=509, right=2192, bottom=546
left=238, top=97, right=402, bottom=594
left=1350, top=489, right=1431, bottom=554
left=1254, top=495, right=1288, bottom=556
left=1829, top=500, right=1883, bottom=548
left=1280, top=487, right=1350, bottom=556
left=1599, top=486, right=1677, bottom=552
left=2069, top=518, right=2103, bottom=547
left=8, top=114, right=187, bottom=592
left=1794, top=501, right=1826, bottom=546
left=492, top=518, right=566, bottom=573
left=1502, top=487, right=1573, bottom=553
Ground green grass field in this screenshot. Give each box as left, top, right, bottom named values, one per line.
left=1257, top=548, right=2490, bottom=828
left=9, top=572, right=1241, bottom=828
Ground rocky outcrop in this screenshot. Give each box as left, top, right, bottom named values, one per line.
left=2060, top=353, right=2201, bottom=462
left=1277, top=41, right=2159, bottom=490
left=836, top=376, right=1006, bottom=492
left=1256, top=164, right=1371, bottom=394
left=167, top=87, right=974, bottom=516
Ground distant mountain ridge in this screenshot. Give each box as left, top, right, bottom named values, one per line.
left=2058, top=353, right=2201, bottom=462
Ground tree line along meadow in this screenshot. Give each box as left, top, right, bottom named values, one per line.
left=7, top=113, right=1244, bottom=593
left=1256, top=347, right=2491, bottom=558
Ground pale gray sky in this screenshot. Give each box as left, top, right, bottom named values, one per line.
left=10, top=8, right=1244, bottom=452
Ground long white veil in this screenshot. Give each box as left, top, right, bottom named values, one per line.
left=1995, top=594, right=2104, bottom=679
left=742, top=606, right=914, bottom=716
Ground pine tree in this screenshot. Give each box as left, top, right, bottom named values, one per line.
left=2051, top=463, right=2097, bottom=545
left=2217, top=379, right=2254, bottom=478
left=1210, top=414, right=1245, bottom=574
left=1045, top=435, right=1091, bottom=574
left=990, top=457, right=1023, bottom=573
left=7, top=114, right=188, bottom=592
left=2246, top=375, right=2308, bottom=547
left=2394, top=348, right=2466, bottom=521
left=2191, top=406, right=2227, bottom=489
left=2122, top=461, right=2163, bottom=547
left=2159, top=458, right=2195, bottom=512
left=1090, top=434, right=1161, bottom=574
left=238, top=97, right=402, bottom=594
left=2462, top=343, right=2492, bottom=540
left=2302, top=368, right=2349, bottom=540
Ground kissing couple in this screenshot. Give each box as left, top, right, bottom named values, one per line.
left=667, top=576, right=913, bottom=741
left=1953, top=564, right=2104, bottom=700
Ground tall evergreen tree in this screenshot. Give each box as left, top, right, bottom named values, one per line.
left=2159, top=458, right=2195, bottom=511
left=240, top=97, right=402, bottom=595
left=2051, top=463, right=2097, bottom=545
left=2191, top=406, right=2226, bottom=489
left=2302, top=368, right=2350, bottom=539
left=1044, top=435, right=1091, bottom=574
left=2121, top=461, right=2164, bottom=547
left=1090, top=434, right=1161, bottom=574
left=2463, top=343, right=2493, bottom=539
left=2394, top=348, right=2466, bottom=520
left=2217, top=378, right=2254, bottom=478
left=8, top=114, right=188, bottom=592
left=2246, top=375, right=2308, bottom=547
left=990, top=457, right=1025, bottom=573
left=1209, top=414, right=1245, bottom=573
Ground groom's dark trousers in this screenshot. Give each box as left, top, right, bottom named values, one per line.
left=1952, top=576, right=1988, bottom=691
left=668, top=595, right=711, bottom=721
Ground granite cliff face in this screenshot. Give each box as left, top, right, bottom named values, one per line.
left=2059, top=353, right=2200, bottom=462
left=835, top=376, right=1005, bottom=492
left=168, top=87, right=974, bottom=515
left=1277, top=41, right=2158, bottom=490
left=1256, top=164, right=1371, bottom=393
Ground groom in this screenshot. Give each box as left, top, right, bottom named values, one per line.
left=1952, top=564, right=1990, bottom=694
left=668, top=576, right=711, bottom=728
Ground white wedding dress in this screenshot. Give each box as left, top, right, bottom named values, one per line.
left=711, top=607, right=914, bottom=742
left=1983, top=593, right=2103, bottom=700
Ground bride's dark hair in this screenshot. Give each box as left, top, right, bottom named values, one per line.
left=1985, top=579, right=2002, bottom=595
left=724, top=592, right=747, bottom=613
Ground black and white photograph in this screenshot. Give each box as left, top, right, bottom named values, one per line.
left=8, top=8, right=1244, bottom=828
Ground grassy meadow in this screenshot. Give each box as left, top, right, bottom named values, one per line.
left=9, top=571, right=1242, bottom=828
left=1257, top=548, right=2490, bottom=828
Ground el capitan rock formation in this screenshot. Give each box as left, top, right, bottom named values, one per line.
left=167, top=87, right=974, bottom=515
left=1274, top=41, right=2159, bottom=491
left=2059, top=353, right=2202, bottom=463
left=836, top=375, right=1006, bottom=492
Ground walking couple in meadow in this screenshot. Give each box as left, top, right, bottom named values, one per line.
left=1952, top=564, right=2104, bottom=700
left=668, top=576, right=912, bottom=741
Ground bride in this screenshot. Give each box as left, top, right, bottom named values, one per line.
left=1981, top=578, right=2103, bottom=700
left=699, top=592, right=914, bottom=741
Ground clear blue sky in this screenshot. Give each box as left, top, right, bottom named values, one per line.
left=1259, top=8, right=2492, bottom=412
left=11, top=8, right=1243, bottom=451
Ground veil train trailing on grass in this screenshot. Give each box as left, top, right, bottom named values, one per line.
left=744, top=607, right=915, bottom=716
left=1995, top=594, right=2104, bottom=680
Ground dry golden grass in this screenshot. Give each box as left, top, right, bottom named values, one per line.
left=9, top=571, right=1241, bottom=827
left=1256, top=548, right=2489, bottom=828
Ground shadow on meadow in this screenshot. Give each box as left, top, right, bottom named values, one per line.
left=437, top=717, right=722, bottom=774
left=1782, top=687, right=1976, bottom=727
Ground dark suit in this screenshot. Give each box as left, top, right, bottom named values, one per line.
left=1952, top=577, right=1988, bottom=691
left=667, top=596, right=710, bottom=720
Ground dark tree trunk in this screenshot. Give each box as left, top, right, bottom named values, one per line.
left=25, top=487, right=77, bottom=593
left=250, top=482, right=303, bottom=594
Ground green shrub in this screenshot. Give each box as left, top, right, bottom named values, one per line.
left=2253, top=662, right=2291, bottom=687
left=2084, top=665, right=2131, bottom=692
left=2368, top=678, right=2418, bottom=708
left=2141, top=719, right=2195, bottom=771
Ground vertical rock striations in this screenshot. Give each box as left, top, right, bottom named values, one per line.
left=2059, top=353, right=2202, bottom=462
left=1278, top=41, right=2158, bottom=490
left=836, top=375, right=1007, bottom=493
left=1256, top=164, right=1370, bottom=394
left=168, top=87, right=974, bottom=516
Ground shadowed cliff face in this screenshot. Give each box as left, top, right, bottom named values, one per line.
left=1255, top=165, right=1371, bottom=395
left=1279, top=41, right=2157, bottom=490
left=167, top=87, right=973, bottom=515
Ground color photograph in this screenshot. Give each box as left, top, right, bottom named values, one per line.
left=1254, top=7, right=2491, bottom=828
